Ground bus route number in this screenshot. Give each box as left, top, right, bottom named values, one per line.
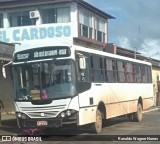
left=59, top=49, right=66, bottom=55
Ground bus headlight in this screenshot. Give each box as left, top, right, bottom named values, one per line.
left=17, top=113, right=22, bottom=118
left=17, top=112, right=30, bottom=119
left=58, top=109, right=77, bottom=118
left=66, top=110, right=71, bottom=117
left=61, top=112, right=65, bottom=118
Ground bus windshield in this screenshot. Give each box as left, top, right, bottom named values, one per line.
left=12, top=59, right=76, bottom=101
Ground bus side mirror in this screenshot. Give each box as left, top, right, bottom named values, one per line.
left=2, top=61, right=12, bottom=78
left=2, top=66, right=6, bottom=78
left=79, top=57, right=86, bottom=69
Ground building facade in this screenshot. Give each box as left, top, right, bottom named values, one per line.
left=0, top=42, right=14, bottom=112
left=150, top=61, right=160, bottom=106
left=0, top=0, right=114, bottom=51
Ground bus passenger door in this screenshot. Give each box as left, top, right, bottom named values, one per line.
left=76, top=52, right=91, bottom=94
left=76, top=52, right=96, bottom=125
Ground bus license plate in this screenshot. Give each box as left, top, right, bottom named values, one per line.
left=37, top=121, right=48, bottom=126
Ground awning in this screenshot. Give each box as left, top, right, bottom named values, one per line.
left=0, top=57, right=12, bottom=61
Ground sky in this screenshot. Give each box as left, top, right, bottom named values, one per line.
left=85, top=0, right=160, bottom=59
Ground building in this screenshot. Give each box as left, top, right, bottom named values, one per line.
left=107, top=43, right=160, bottom=106
left=0, top=42, right=15, bottom=112
left=0, top=0, right=114, bottom=112
left=150, top=59, right=160, bottom=106
left=0, top=0, right=114, bottom=51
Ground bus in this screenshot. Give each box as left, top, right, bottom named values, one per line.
left=10, top=45, right=153, bottom=133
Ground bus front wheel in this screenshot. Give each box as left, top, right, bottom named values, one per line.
left=90, top=109, right=102, bottom=133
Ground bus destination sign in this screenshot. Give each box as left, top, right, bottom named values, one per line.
left=14, top=46, right=71, bottom=62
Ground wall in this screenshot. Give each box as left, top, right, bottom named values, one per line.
left=0, top=2, right=77, bottom=51
left=152, top=67, right=160, bottom=106
left=0, top=61, right=15, bottom=113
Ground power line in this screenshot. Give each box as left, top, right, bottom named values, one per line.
left=142, top=41, right=160, bottom=49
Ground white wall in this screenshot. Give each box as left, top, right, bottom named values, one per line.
left=0, top=3, right=79, bottom=51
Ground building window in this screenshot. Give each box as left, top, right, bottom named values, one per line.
left=41, top=7, right=70, bottom=24
left=79, top=10, right=93, bottom=39
left=0, top=14, right=3, bottom=28
left=95, top=17, right=105, bottom=42
left=8, top=11, right=36, bottom=27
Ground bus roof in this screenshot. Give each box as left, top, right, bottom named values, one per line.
left=74, top=45, right=152, bottom=66
left=12, top=45, right=151, bottom=66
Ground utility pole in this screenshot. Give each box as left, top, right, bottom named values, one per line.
left=134, top=26, right=141, bottom=59
left=134, top=47, right=137, bottom=59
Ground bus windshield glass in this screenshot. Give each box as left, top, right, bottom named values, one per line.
left=12, top=59, right=76, bottom=101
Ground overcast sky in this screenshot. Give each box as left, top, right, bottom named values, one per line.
left=85, top=0, right=160, bottom=59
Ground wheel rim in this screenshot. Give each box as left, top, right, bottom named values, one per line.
left=137, top=103, right=142, bottom=121
left=95, top=110, right=102, bottom=133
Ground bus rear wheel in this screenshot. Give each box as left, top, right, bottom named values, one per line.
left=129, top=103, right=143, bottom=122
left=90, top=109, right=102, bottom=133
left=136, top=103, right=143, bottom=122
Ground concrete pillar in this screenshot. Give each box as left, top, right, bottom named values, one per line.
left=3, top=12, right=10, bottom=28
left=105, top=43, right=117, bottom=54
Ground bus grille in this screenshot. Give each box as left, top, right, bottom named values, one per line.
left=19, top=105, right=66, bottom=118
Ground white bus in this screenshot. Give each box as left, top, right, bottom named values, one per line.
left=10, top=45, right=153, bottom=133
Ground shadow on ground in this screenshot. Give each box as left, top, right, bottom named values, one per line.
left=0, top=115, right=20, bottom=134
left=0, top=114, right=132, bottom=140
left=40, top=116, right=132, bottom=141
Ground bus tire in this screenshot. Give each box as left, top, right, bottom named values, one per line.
left=90, top=109, right=102, bottom=133
left=136, top=103, right=143, bottom=122
left=128, top=113, right=134, bottom=121
left=128, top=103, right=143, bottom=122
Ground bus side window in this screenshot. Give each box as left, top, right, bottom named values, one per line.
left=100, top=57, right=105, bottom=82
left=90, top=55, right=94, bottom=81
left=112, top=60, right=118, bottom=82
left=142, top=65, right=150, bottom=83
left=90, top=55, right=104, bottom=82
left=147, top=66, right=152, bottom=83
left=117, top=61, right=125, bottom=82
left=133, top=64, right=136, bottom=82
left=104, top=58, right=108, bottom=82
left=125, top=62, right=133, bottom=83
left=134, top=64, right=142, bottom=83
left=93, top=55, right=99, bottom=82
left=106, top=59, right=115, bottom=82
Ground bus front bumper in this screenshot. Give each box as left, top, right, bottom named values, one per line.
left=16, top=112, right=78, bottom=129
